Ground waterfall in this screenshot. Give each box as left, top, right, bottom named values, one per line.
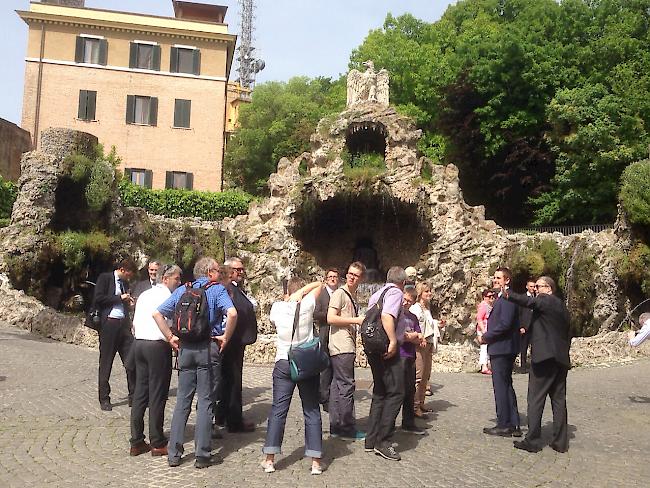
left=564, top=239, right=584, bottom=308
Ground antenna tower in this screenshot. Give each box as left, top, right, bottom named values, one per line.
left=237, top=0, right=265, bottom=91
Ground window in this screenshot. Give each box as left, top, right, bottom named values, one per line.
left=166, top=171, right=193, bottom=190
left=129, top=42, right=161, bottom=71
left=173, top=99, right=191, bottom=128
left=126, top=95, right=158, bottom=126
left=170, top=46, right=200, bottom=75
left=75, top=36, right=107, bottom=65
left=123, top=168, right=152, bottom=188
left=77, top=90, right=97, bottom=121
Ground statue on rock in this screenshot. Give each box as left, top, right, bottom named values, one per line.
left=347, top=60, right=389, bottom=108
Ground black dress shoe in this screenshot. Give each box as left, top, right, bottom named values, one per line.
left=550, top=443, right=568, bottom=453
left=513, top=439, right=542, bottom=453
left=100, top=401, right=112, bottom=411
left=483, top=426, right=513, bottom=436
left=511, top=427, right=523, bottom=437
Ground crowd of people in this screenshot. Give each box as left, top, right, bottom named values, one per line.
left=90, top=255, right=647, bottom=472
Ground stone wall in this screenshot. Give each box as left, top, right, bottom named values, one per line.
left=0, top=118, right=31, bottom=181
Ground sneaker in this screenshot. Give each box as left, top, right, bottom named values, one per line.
left=402, top=425, right=426, bottom=435
left=374, top=445, right=401, bottom=461
left=261, top=460, right=275, bottom=473
left=339, top=430, right=366, bottom=441
left=311, top=465, right=323, bottom=475
left=194, top=455, right=221, bottom=469
left=168, top=457, right=181, bottom=467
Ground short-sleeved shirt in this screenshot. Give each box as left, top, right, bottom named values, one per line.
left=157, top=277, right=234, bottom=336
left=398, top=308, right=421, bottom=359
left=328, top=285, right=358, bottom=356
left=270, top=293, right=316, bottom=362
left=367, top=284, right=403, bottom=319
left=133, top=284, right=171, bottom=341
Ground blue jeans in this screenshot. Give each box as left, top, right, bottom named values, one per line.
left=168, top=340, right=221, bottom=462
left=263, top=360, right=322, bottom=458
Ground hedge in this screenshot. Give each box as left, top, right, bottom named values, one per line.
left=0, top=176, right=17, bottom=220
left=118, top=179, right=253, bottom=220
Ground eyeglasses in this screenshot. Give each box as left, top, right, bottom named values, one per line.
left=232, top=267, right=245, bottom=273
left=534, top=283, right=549, bottom=289
left=326, top=275, right=338, bottom=280
left=347, top=272, right=361, bottom=279
left=162, top=264, right=173, bottom=274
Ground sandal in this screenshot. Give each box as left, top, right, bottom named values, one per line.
left=261, top=460, right=275, bottom=473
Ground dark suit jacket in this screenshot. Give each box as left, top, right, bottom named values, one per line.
left=519, top=301, right=533, bottom=329
left=94, top=271, right=130, bottom=325
left=131, top=279, right=154, bottom=300
left=483, top=294, right=520, bottom=356
left=313, top=285, right=332, bottom=328
left=506, top=292, right=571, bottom=368
left=227, top=282, right=258, bottom=345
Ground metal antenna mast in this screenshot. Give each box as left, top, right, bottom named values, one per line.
left=237, top=0, right=265, bottom=92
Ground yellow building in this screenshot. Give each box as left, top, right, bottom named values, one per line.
left=18, top=0, right=236, bottom=191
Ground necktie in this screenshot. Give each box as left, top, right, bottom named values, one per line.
left=118, top=279, right=125, bottom=294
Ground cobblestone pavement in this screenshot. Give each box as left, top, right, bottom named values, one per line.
left=1, top=323, right=649, bottom=488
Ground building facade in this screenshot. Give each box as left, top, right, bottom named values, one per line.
left=19, top=0, right=236, bottom=191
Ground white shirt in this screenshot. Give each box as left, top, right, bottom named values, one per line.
left=107, top=270, right=126, bottom=319
left=410, top=302, right=442, bottom=350
left=270, top=293, right=316, bottom=362
left=133, top=284, right=171, bottom=341
left=630, top=319, right=650, bottom=347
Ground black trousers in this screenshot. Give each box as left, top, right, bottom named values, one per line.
left=217, top=342, right=245, bottom=429
left=490, top=354, right=520, bottom=428
left=399, top=356, right=416, bottom=428
left=365, top=353, right=404, bottom=450
left=129, top=339, right=172, bottom=448
left=526, top=359, right=569, bottom=451
left=98, top=317, right=135, bottom=403
left=318, top=324, right=333, bottom=407
left=519, top=332, right=530, bottom=368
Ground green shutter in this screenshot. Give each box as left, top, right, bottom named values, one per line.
left=75, top=36, right=84, bottom=63
left=192, top=49, right=201, bottom=75
left=186, top=172, right=194, bottom=190
left=174, top=99, right=191, bottom=128
left=170, top=47, right=178, bottom=72
left=87, top=91, right=96, bottom=120
left=129, top=42, right=137, bottom=68
left=149, top=97, right=158, bottom=126
left=144, top=170, right=153, bottom=189
left=126, top=95, right=135, bottom=124
left=98, top=39, right=108, bottom=65
left=173, top=99, right=181, bottom=127
left=184, top=100, right=191, bottom=128
left=78, top=90, right=87, bottom=119
left=165, top=171, right=173, bottom=189
left=152, top=45, right=161, bottom=71
left=124, top=168, right=133, bottom=182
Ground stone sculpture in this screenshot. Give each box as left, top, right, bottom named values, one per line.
left=347, top=60, right=389, bottom=108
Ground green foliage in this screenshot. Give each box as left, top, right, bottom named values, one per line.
left=509, top=238, right=564, bottom=281
left=567, top=250, right=599, bottom=337
left=0, top=175, right=17, bottom=220
left=63, top=144, right=119, bottom=212
left=225, top=76, right=345, bottom=194
left=118, top=179, right=252, bottom=221
left=620, top=160, right=650, bottom=226
left=52, top=230, right=114, bottom=273
left=347, top=152, right=385, bottom=169
left=617, top=242, right=650, bottom=297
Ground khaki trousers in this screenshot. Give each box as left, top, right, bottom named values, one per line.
left=414, top=343, right=434, bottom=409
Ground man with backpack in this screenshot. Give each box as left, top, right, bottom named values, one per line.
left=153, top=257, right=237, bottom=469
left=363, top=267, right=407, bottom=461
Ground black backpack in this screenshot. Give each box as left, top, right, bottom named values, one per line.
left=360, top=287, right=393, bottom=355
left=172, top=282, right=215, bottom=342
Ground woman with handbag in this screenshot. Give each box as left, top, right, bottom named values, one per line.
left=262, top=277, right=325, bottom=475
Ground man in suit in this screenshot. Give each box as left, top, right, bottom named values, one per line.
left=505, top=276, right=571, bottom=453
left=217, top=257, right=257, bottom=433
left=479, top=267, right=521, bottom=437
left=313, top=268, right=340, bottom=410
left=517, top=279, right=536, bottom=373
left=130, top=260, right=160, bottom=301
left=94, top=258, right=138, bottom=411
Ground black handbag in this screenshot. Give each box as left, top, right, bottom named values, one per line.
left=288, top=302, right=330, bottom=382
left=84, top=308, right=101, bottom=331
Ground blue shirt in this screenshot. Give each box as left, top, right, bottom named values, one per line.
left=157, top=277, right=234, bottom=336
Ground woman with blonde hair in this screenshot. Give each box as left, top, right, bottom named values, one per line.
left=410, top=282, right=444, bottom=417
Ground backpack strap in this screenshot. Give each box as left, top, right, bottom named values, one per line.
left=339, top=288, right=359, bottom=317
left=375, top=285, right=396, bottom=312
left=290, top=301, right=302, bottom=344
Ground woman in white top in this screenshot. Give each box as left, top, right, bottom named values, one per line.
left=262, top=277, right=324, bottom=475
left=409, top=282, right=444, bottom=418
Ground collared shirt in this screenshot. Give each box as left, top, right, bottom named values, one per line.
left=157, top=277, right=234, bottom=336
left=133, top=284, right=171, bottom=341
left=107, top=270, right=126, bottom=319
left=630, top=319, right=650, bottom=347
left=270, top=293, right=316, bottom=362
left=325, top=285, right=336, bottom=297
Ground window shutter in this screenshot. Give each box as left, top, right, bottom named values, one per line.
left=192, top=49, right=201, bottom=75
left=78, top=90, right=88, bottom=119
left=165, top=171, right=173, bottom=189
left=184, top=100, right=191, bottom=128
left=124, top=168, right=133, bottom=182
left=126, top=95, right=135, bottom=124
left=149, top=97, right=158, bottom=126
left=170, top=47, right=178, bottom=73
left=173, top=99, right=181, bottom=127
left=87, top=90, right=96, bottom=120
left=129, top=42, right=137, bottom=68
left=75, top=36, right=84, bottom=63
left=152, top=45, right=161, bottom=71
left=186, top=172, right=194, bottom=190
left=144, top=170, right=153, bottom=189
left=98, top=39, right=108, bottom=65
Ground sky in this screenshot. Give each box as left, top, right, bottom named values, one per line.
left=1, top=0, right=457, bottom=125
